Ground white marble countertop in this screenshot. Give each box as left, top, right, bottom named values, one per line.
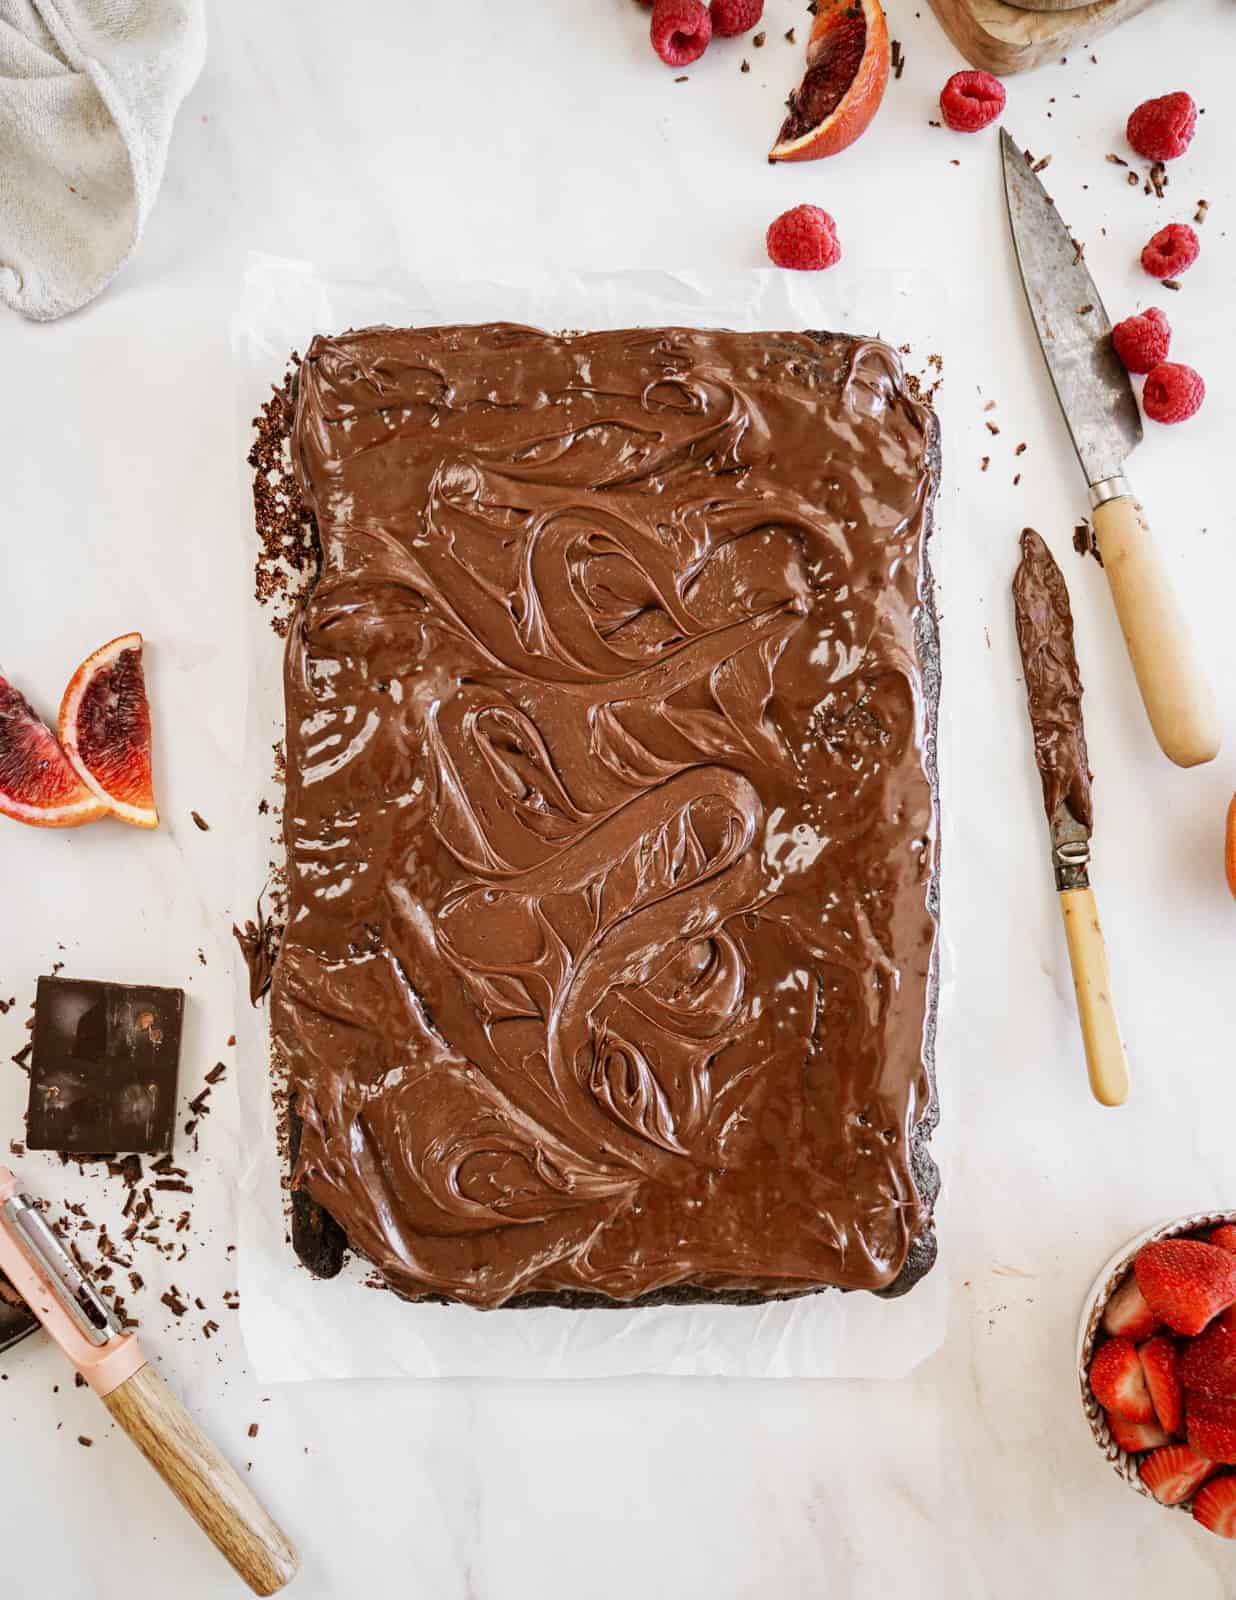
left=2, top=1, right=1235, bottom=1594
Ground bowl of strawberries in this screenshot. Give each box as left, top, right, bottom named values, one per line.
left=1079, top=1212, right=1236, bottom=1538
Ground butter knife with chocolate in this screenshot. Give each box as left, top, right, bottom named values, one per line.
left=1013, top=528, right=1129, bottom=1108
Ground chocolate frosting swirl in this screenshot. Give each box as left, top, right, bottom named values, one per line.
left=272, top=324, right=938, bottom=1308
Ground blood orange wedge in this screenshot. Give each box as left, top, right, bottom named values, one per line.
left=769, top=0, right=889, bottom=163
left=0, top=672, right=106, bottom=828
left=58, top=633, right=159, bottom=829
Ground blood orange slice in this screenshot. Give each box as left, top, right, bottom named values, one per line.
left=769, top=0, right=889, bottom=163
left=0, top=672, right=106, bottom=828
left=58, top=633, right=159, bottom=829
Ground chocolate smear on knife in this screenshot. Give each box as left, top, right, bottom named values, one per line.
left=1013, top=529, right=1093, bottom=829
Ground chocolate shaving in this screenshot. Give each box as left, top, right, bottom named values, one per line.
left=161, top=1289, right=188, bottom=1317
left=233, top=894, right=281, bottom=1007
left=1106, top=153, right=1128, bottom=166
left=190, top=811, right=210, bottom=832
left=205, top=1062, right=227, bottom=1085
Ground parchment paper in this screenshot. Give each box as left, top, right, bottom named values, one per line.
left=232, top=254, right=957, bottom=1380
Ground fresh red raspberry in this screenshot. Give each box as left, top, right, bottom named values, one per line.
left=1142, top=361, right=1205, bottom=425
left=650, top=0, right=711, bottom=65
left=766, top=205, right=841, bottom=271
left=1112, top=307, right=1172, bottom=374
left=939, top=70, right=1006, bottom=133
left=1127, top=92, right=1197, bottom=162
left=1141, top=222, right=1200, bottom=280
left=709, top=0, right=762, bottom=36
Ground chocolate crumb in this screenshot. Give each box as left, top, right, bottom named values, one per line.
left=248, top=1422, right=260, bottom=1438
left=12, top=1043, right=32, bottom=1070
left=928, top=119, right=940, bottom=129
left=1013, top=473, right=1022, bottom=486
left=74, top=1373, right=86, bottom=1389
left=983, top=400, right=997, bottom=413
left=161, top=1289, right=188, bottom=1318
left=203, top=1320, right=220, bottom=1339
left=1106, top=153, right=1128, bottom=167
left=1078, top=304, right=1094, bottom=315
left=1070, top=238, right=1085, bottom=265
left=986, top=420, right=1000, bottom=436
left=980, top=456, right=990, bottom=472
left=8, top=1141, right=23, bottom=1157
left=1149, top=162, right=1168, bottom=200
left=740, top=58, right=749, bottom=72
left=190, top=811, right=210, bottom=832
left=0, top=997, right=12, bottom=1015
left=1162, top=278, right=1182, bottom=291
left=785, top=27, right=796, bottom=42
left=674, top=75, right=687, bottom=83
left=205, top=1062, right=227, bottom=1085
left=77, top=1436, right=92, bottom=1448
left=753, top=31, right=765, bottom=46
left=189, top=1089, right=212, bottom=1116
left=1032, top=155, right=1051, bottom=173
left=155, top=1179, right=193, bottom=1194
left=1073, top=520, right=1102, bottom=566
left=1015, top=442, right=1027, bottom=456
left=1195, top=199, right=1209, bottom=224
left=226, top=1035, right=236, bottom=1047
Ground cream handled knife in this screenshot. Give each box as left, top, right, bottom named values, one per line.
left=1001, top=128, right=1220, bottom=770
left=1013, top=529, right=1129, bottom=1108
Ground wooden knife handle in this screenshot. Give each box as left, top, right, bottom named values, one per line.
left=101, top=1364, right=299, bottom=1595
left=1058, top=887, right=1129, bottom=1107
left=1092, top=493, right=1220, bottom=769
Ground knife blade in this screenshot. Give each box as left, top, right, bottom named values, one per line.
left=1013, top=528, right=1128, bottom=1107
left=1001, top=128, right=1220, bottom=770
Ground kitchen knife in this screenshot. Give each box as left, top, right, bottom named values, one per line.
left=1001, top=128, right=1220, bottom=770
left=1014, top=528, right=1129, bottom=1107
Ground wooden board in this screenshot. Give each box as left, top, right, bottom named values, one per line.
left=927, top=0, right=1160, bottom=74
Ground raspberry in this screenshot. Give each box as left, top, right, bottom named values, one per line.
left=1112, top=307, right=1172, bottom=374
left=939, top=70, right=1006, bottom=133
left=766, top=205, right=841, bottom=271
left=1142, top=361, right=1205, bottom=425
left=650, top=0, right=711, bottom=66
left=709, top=0, right=762, bottom=35
left=1141, top=222, right=1200, bottom=280
left=1127, top=92, right=1197, bottom=162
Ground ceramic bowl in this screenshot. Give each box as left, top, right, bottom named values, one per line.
left=1076, top=1210, right=1236, bottom=1509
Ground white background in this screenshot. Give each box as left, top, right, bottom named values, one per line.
left=2, top=1, right=1235, bottom=1595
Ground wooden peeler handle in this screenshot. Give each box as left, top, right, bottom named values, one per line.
left=101, top=1364, right=299, bottom=1595
left=1058, top=887, right=1130, bottom=1108
left=1092, top=493, right=1221, bottom=769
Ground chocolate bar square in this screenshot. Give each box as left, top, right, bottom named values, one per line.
left=26, top=977, right=184, bottom=1155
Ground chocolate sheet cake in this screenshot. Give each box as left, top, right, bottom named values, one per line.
left=270, top=323, right=940, bottom=1310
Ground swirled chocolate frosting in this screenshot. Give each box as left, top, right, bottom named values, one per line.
left=273, top=324, right=939, bottom=1309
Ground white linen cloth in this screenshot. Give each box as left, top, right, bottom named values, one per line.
left=0, top=0, right=204, bottom=320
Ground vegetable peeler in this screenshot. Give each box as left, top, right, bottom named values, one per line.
left=0, top=1167, right=299, bottom=1595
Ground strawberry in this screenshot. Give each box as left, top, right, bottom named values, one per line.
left=1139, top=1335, right=1185, bottom=1434
left=1180, top=1311, right=1236, bottom=1400
left=1188, top=1395, right=1236, bottom=1464
left=1193, top=1474, right=1236, bottom=1537
left=1090, top=1337, right=1156, bottom=1422
left=1135, top=1239, right=1236, bottom=1336
left=1106, top=1410, right=1170, bottom=1453
left=1102, top=1274, right=1162, bottom=1342
left=1210, top=1225, right=1236, bottom=1255
left=1139, top=1442, right=1215, bottom=1506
